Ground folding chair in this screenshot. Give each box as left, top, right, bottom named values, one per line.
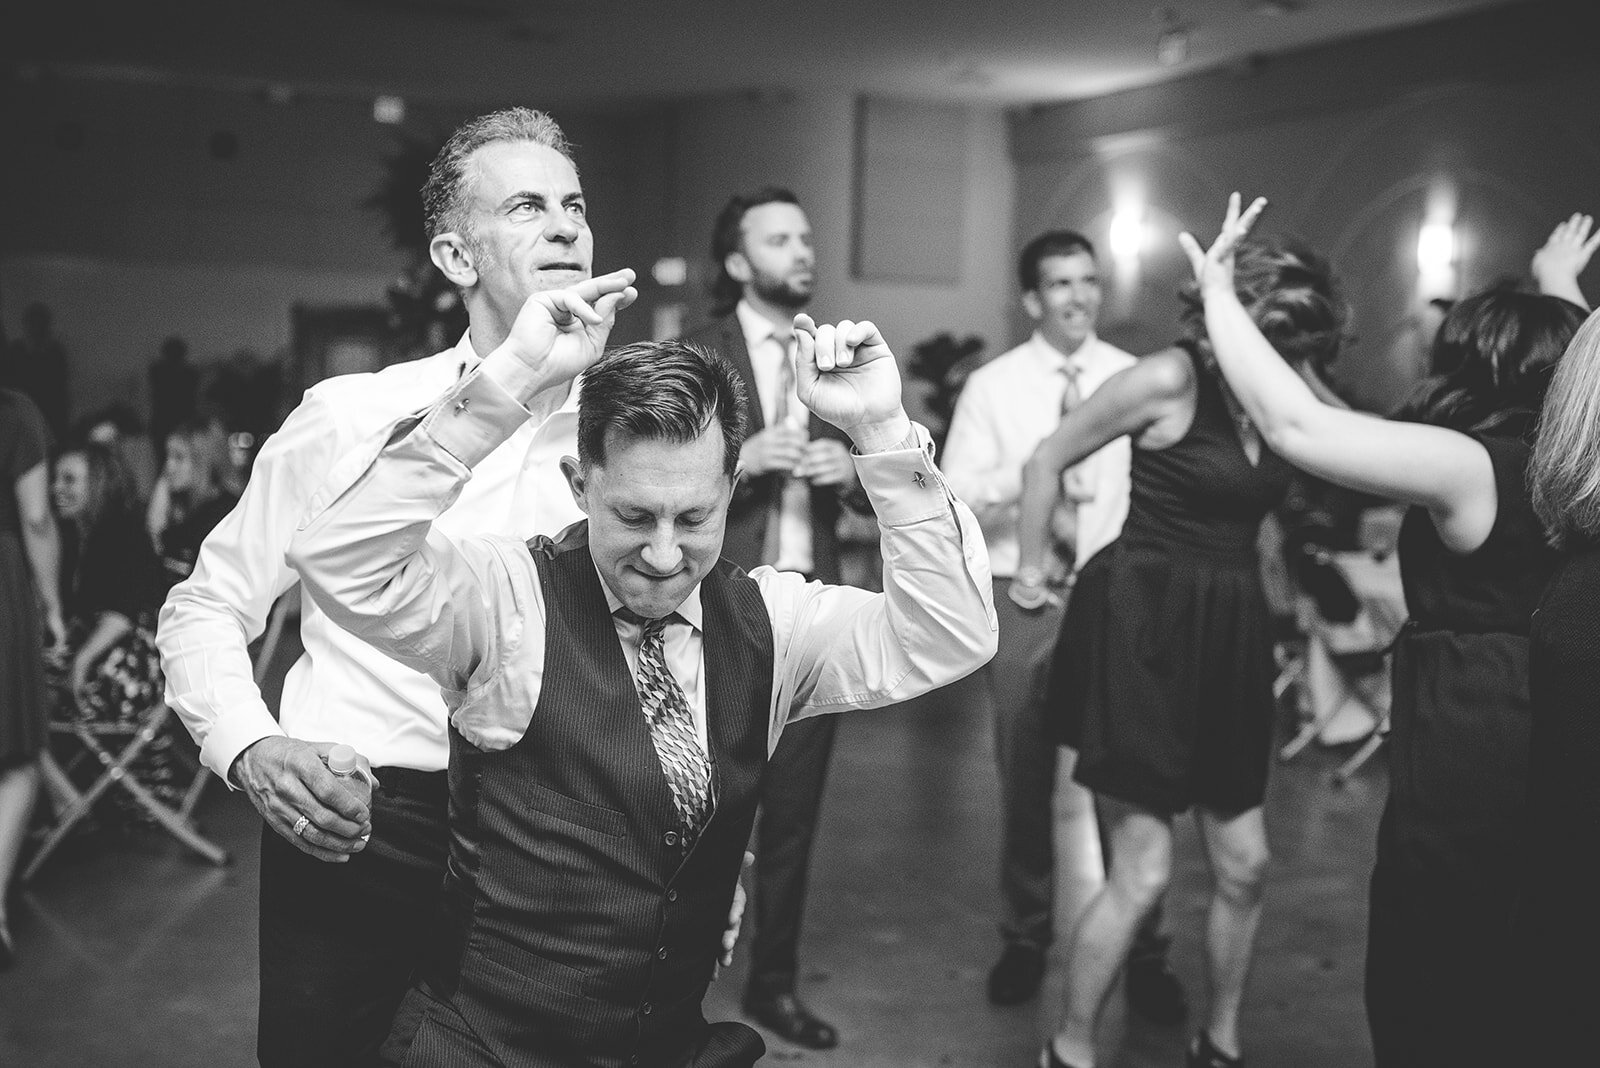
left=23, top=628, right=231, bottom=883
left=1277, top=544, right=1406, bottom=784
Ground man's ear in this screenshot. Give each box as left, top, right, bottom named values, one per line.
left=429, top=232, right=479, bottom=290
left=724, top=250, right=752, bottom=286
left=1020, top=290, right=1043, bottom=322
left=560, top=455, right=589, bottom=513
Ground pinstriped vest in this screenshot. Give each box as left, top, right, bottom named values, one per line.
left=427, top=523, right=773, bottom=1067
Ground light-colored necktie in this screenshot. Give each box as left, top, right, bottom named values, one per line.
left=762, top=335, right=799, bottom=564
left=625, top=611, right=714, bottom=844
left=1060, top=363, right=1095, bottom=503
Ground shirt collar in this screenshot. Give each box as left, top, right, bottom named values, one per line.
left=598, top=573, right=705, bottom=633
left=1030, top=330, right=1099, bottom=374
left=735, top=299, right=791, bottom=352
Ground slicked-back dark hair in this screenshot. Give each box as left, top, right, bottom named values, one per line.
left=421, top=107, right=574, bottom=243
left=1399, top=287, right=1585, bottom=434
left=578, top=341, right=748, bottom=477
left=709, top=186, right=802, bottom=316
left=1018, top=231, right=1097, bottom=293
left=1178, top=237, right=1349, bottom=372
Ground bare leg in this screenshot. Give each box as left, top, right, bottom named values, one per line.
left=1046, top=799, right=1173, bottom=1067
left=1193, top=805, right=1270, bottom=1058
left=0, top=761, right=42, bottom=927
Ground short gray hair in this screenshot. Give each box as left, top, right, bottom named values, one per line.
left=421, top=107, right=574, bottom=243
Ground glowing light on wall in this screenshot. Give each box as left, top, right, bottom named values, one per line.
left=1416, top=220, right=1455, bottom=273
left=1109, top=206, right=1147, bottom=262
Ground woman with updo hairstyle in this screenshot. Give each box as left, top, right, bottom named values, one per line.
left=1014, top=227, right=1348, bottom=1068
left=1178, top=196, right=1591, bottom=1067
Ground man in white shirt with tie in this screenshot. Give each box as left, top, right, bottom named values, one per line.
left=282, top=274, right=997, bottom=1067
left=944, top=231, right=1185, bottom=1020
left=157, top=107, right=603, bottom=1067
left=681, top=188, right=861, bottom=1049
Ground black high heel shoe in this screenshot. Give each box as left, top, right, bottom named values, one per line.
left=1187, top=1030, right=1243, bottom=1068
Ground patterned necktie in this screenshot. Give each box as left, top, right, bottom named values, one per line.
left=626, top=611, right=714, bottom=843
left=762, top=334, right=800, bottom=563
left=1060, top=362, right=1095, bottom=503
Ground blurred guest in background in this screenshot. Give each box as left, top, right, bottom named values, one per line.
left=147, top=336, right=201, bottom=468
left=5, top=303, right=71, bottom=447
left=0, top=388, right=64, bottom=968
left=50, top=441, right=175, bottom=818
left=146, top=417, right=239, bottom=589
left=944, top=230, right=1183, bottom=1021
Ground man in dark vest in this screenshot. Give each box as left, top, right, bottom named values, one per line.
left=681, top=187, right=863, bottom=1049
left=286, top=269, right=997, bottom=1067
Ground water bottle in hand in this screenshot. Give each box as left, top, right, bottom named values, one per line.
left=327, top=743, right=376, bottom=843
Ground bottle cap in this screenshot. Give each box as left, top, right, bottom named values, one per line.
left=327, top=744, right=360, bottom=775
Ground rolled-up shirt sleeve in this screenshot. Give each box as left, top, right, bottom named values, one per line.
left=286, top=363, right=540, bottom=711
left=760, top=424, right=997, bottom=752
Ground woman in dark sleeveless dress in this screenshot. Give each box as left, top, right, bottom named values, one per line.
left=1523, top=297, right=1600, bottom=1062
left=1180, top=195, right=1589, bottom=1067
left=1014, top=234, right=1347, bottom=1068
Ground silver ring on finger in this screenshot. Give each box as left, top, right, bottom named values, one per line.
left=292, top=814, right=311, bottom=837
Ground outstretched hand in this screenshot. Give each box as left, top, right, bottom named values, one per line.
left=495, top=268, right=638, bottom=390
left=1178, top=192, right=1268, bottom=297
left=1532, top=213, right=1599, bottom=307
left=792, top=314, right=910, bottom=452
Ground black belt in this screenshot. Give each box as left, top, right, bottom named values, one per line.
left=373, top=765, right=448, bottom=801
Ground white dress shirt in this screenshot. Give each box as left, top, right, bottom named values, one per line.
left=284, top=351, right=998, bottom=758
left=157, top=334, right=584, bottom=779
left=943, top=332, right=1137, bottom=576
left=735, top=299, right=813, bottom=574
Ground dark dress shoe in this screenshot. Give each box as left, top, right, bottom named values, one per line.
left=987, top=943, right=1046, bottom=1005
left=1187, top=1030, right=1243, bottom=1068
left=742, top=992, right=839, bottom=1050
left=1124, top=953, right=1188, bottom=1025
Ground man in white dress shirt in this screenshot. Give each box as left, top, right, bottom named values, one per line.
left=944, top=231, right=1184, bottom=1019
left=283, top=272, right=997, bottom=1067
left=157, top=107, right=602, bottom=1067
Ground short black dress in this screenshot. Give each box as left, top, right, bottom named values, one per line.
left=0, top=389, right=51, bottom=771
left=1047, top=346, right=1292, bottom=816
left=1365, top=431, right=1558, bottom=1066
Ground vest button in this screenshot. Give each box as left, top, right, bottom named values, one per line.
left=662, top=830, right=680, bottom=847
left=641, top=1001, right=654, bottom=1015
left=657, top=946, right=669, bottom=960
left=666, top=889, right=678, bottom=902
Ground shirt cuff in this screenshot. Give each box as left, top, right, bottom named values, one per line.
left=852, top=422, right=953, bottom=526
left=419, top=362, right=534, bottom=469
left=199, top=706, right=288, bottom=786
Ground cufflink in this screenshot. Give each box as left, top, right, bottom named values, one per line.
left=454, top=398, right=470, bottom=415
left=912, top=471, right=926, bottom=488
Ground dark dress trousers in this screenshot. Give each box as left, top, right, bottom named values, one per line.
left=384, top=525, right=771, bottom=1067
left=679, top=314, right=845, bottom=998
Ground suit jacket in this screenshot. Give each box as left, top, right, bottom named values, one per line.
left=681, top=313, right=852, bottom=583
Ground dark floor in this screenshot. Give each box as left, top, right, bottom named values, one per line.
left=1, top=633, right=1384, bottom=1067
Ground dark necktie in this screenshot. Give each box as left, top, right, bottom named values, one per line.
left=624, top=611, right=714, bottom=843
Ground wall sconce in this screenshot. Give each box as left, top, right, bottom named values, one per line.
left=1110, top=206, right=1147, bottom=262
left=373, top=95, right=406, bottom=124
left=651, top=256, right=688, bottom=287
left=1416, top=220, right=1455, bottom=273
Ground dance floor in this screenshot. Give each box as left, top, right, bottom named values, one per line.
left=0, top=630, right=1383, bottom=1067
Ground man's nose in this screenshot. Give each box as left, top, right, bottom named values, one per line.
left=544, top=210, right=581, bottom=244
left=639, top=527, right=683, bottom=574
